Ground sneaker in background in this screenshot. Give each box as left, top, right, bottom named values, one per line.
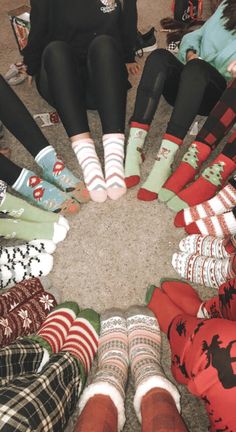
left=135, top=27, right=157, bottom=57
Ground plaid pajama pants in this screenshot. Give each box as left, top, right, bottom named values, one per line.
left=0, top=339, right=82, bottom=431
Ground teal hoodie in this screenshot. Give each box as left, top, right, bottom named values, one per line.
left=178, top=1, right=236, bottom=80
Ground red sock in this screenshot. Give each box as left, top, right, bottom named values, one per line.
left=161, top=279, right=202, bottom=315
left=176, top=153, right=236, bottom=207
left=75, top=395, right=118, bottom=432
left=146, top=287, right=184, bottom=334
left=162, top=142, right=211, bottom=195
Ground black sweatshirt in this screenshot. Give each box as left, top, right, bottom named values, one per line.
left=23, top=0, right=137, bottom=76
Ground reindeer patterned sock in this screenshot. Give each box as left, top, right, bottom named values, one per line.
left=0, top=240, right=56, bottom=265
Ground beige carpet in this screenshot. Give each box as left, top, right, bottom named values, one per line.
left=0, top=1, right=214, bottom=430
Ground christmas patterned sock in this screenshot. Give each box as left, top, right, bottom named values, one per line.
left=0, top=277, right=44, bottom=317
left=160, top=278, right=202, bottom=316
left=125, top=123, right=148, bottom=189
left=0, top=240, right=56, bottom=265
left=0, top=291, right=57, bottom=348
left=35, top=145, right=90, bottom=203
left=126, top=305, right=180, bottom=422
left=138, top=135, right=182, bottom=201
left=0, top=253, right=54, bottom=290
left=159, top=142, right=211, bottom=202
left=0, top=192, right=69, bottom=228
left=32, top=301, right=80, bottom=353
left=174, top=182, right=236, bottom=228
left=79, top=309, right=127, bottom=432
left=72, top=139, right=107, bottom=203
left=179, top=234, right=231, bottom=258
left=103, top=134, right=126, bottom=200
left=76, top=394, right=118, bottom=432
left=12, top=168, right=80, bottom=215
left=172, top=252, right=236, bottom=288
left=185, top=208, right=236, bottom=237
left=0, top=219, right=67, bottom=244
left=167, top=154, right=236, bottom=212
left=62, top=309, right=100, bottom=375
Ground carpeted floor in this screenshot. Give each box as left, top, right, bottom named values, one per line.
left=0, top=1, right=215, bottom=430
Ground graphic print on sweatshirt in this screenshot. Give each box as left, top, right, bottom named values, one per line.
left=100, top=0, right=117, bottom=13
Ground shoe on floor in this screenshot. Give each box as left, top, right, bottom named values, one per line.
left=135, top=27, right=158, bottom=57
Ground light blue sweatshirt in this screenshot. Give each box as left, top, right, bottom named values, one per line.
left=178, top=1, right=236, bottom=80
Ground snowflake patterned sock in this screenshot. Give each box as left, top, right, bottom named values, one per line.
left=167, top=154, right=236, bottom=212
left=103, top=134, right=126, bottom=200
left=185, top=207, right=236, bottom=237
left=0, top=218, right=67, bottom=244
left=125, top=123, right=148, bottom=189
left=72, top=139, right=107, bottom=203
left=0, top=240, right=56, bottom=265
left=172, top=251, right=236, bottom=288
left=12, top=168, right=80, bottom=215
left=159, top=141, right=211, bottom=202
left=35, top=145, right=89, bottom=203
left=0, top=277, right=45, bottom=317
left=138, top=135, right=182, bottom=201
left=32, top=301, right=80, bottom=353
left=160, top=278, right=202, bottom=316
left=0, top=253, right=54, bottom=290
left=79, top=309, right=127, bottom=431
left=0, top=291, right=57, bottom=348
left=179, top=234, right=231, bottom=258
left=174, top=181, right=236, bottom=228
left=126, top=305, right=180, bottom=422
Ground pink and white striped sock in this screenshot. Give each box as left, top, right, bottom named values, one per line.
left=62, top=308, right=100, bottom=374
left=37, top=301, right=80, bottom=352
left=72, top=139, right=107, bottom=203
left=185, top=208, right=236, bottom=238
left=103, top=134, right=126, bottom=200
left=175, top=183, right=236, bottom=228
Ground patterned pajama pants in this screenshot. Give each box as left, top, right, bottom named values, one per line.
left=169, top=315, right=236, bottom=432
left=0, top=339, right=82, bottom=431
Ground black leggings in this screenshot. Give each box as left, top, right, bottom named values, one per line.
left=132, top=48, right=227, bottom=139
left=36, top=35, right=128, bottom=137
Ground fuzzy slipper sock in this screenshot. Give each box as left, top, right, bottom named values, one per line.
left=179, top=234, right=231, bottom=258
left=35, top=145, right=89, bottom=203
left=103, top=134, right=126, bottom=200
left=75, top=394, right=118, bottom=432
left=125, top=123, right=148, bottom=188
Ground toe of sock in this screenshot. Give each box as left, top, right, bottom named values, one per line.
left=89, top=190, right=107, bottom=203
left=53, top=223, right=67, bottom=243
left=59, top=199, right=80, bottom=215
left=158, top=188, right=175, bottom=203
left=174, top=210, right=186, bottom=227
left=167, top=196, right=188, bottom=212
left=137, top=188, right=158, bottom=201
left=125, top=175, right=140, bottom=189
left=107, top=187, right=126, bottom=201
left=185, top=222, right=201, bottom=235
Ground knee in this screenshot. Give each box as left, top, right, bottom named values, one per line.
left=88, top=35, right=117, bottom=57
left=43, top=40, right=71, bottom=64
left=145, top=48, right=174, bottom=69
left=182, top=59, right=211, bottom=81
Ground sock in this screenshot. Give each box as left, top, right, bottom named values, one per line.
left=62, top=308, right=100, bottom=378
left=32, top=301, right=80, bottom=353
left=172, top=252, right=236, bottom=288
left=167, top=154, right=236, bottom=212
left=0, top=192, right=69, bottom=228
left=125, top=123, right=148, bottom=188
left=78, top=309, right=127, bottom=431
left=126, top=305, right=180, bottom=423
left=0, top=219, right=67, bottom=244
left=12, top=168, right=80, bottom=215
left=160, top=278, right=202, bottom=316
left=0, top=253, right=54, bottom=290
left=35, top=145, right=90, bottom=203
left=72, top=139, right=107, bottom=203
left=0, top=291, right=57, bottom=348
left=76, top=395, right=118, bottom=432
left=0, top=277, right=44, bottom=317
left=138, top=135, right=181, bottom=201
left=146, top=286, right=184, bottom=331
left=159, top=142, right=211, bottom=203
left=179, top=234, right=231, bottom=258
left=0, top=240, right=56, bottom=265
left=185, top=208, right=236, bottom=237
left=103, top=134, right=126, bottom=200
left=225, top=235, right=236, bottom=254
left=174, top=183, right=236, bottom=228
left=141, top=388, right=187, bottom=432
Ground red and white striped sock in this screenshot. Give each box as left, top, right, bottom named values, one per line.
left=175, top=183, right=236, bottom=228
left=36, top=301, right=80, bottom=353
left=185, top=208, right=236, bottom=238
left=62, top=308, right=100, bottom=374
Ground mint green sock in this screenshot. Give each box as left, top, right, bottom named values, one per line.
left=125, top=128, right=147, bottom=179
left=0, top=192, right=60, bottom=223
left=141, top=139, right=179, bottom=194
left=0, top=218, right=57, bottom=242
